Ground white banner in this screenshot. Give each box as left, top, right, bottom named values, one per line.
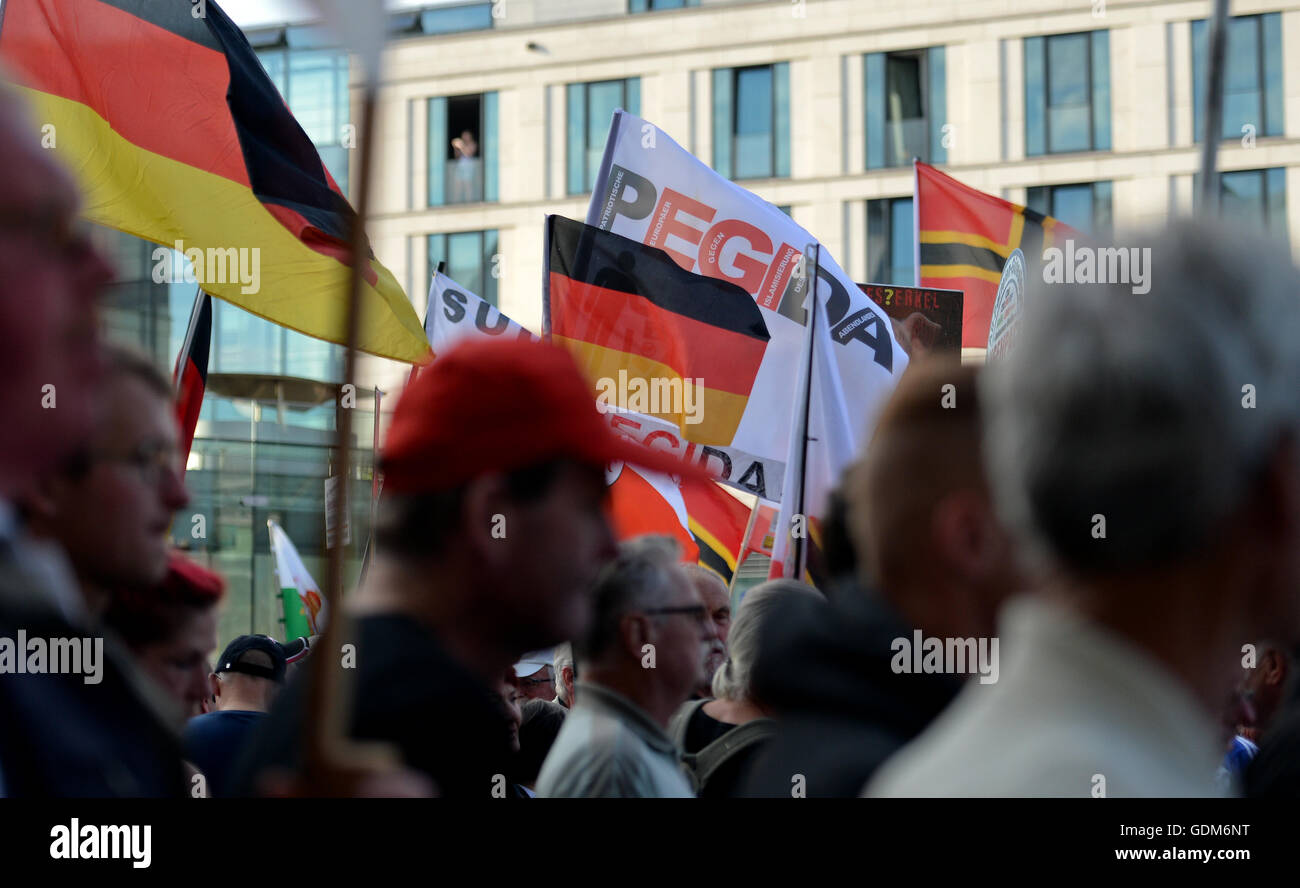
left=268, top=519, right=327, bottom=635
left=587, top=111, right=908, bottom=575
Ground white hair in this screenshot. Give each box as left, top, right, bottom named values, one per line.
left=982, top=218, right=1300, bottom=576
left=711, top=580, right=822, bottom=703
left=552, top=642, right=573, bottom=705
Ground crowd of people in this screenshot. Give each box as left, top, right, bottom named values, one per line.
left=3, top=76, right=1300, bottom=799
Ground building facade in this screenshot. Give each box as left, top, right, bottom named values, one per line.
left=358, top=0, right=1298, bottom=386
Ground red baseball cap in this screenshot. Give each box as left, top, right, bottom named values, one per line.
left=380, top=337, right=712, bottom=493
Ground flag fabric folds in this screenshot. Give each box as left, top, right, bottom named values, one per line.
left=606, top=463, right=698, bottom=563
left=173, top=290, right=212, bottom=470
left=0, top=0, right=429, bottom=362
left=269, top=520, right=326, bottom=639
left=679, top=480, right=750, bottom=585
left=915, top=160, right=1083, bottom=348
left=546, top=214, right=771, bottom=447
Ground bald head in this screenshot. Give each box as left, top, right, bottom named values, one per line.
left=0, top=77, right=112, bottom=496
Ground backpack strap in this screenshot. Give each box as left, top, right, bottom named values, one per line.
left=689, top=717, right=777, bottom=791
left=667, top=698, right=707, bottom=751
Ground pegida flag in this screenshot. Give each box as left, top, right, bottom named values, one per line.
left=0, top=0, right=429, bottom=362
left=915, top=160, right=1083, bottom=348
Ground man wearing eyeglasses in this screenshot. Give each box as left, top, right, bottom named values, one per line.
left=537, top=535, right=719, bottom=798
left=514, top=650, right=557, bottom=703
left=26, top=345, right=191, bottom=622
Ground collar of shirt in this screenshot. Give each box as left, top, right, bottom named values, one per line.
left=1000, top=595, right=1223, bottom=778
left=573, top=680, right=678, bottom=757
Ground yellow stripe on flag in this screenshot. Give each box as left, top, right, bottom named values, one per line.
left=554, top=336, right=750, bottom=446
left=919, top=264, right=1004, bottom=284
left=29, top=88, right=430, bottom=363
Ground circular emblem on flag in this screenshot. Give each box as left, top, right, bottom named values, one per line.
left=987, top=248, right=1026, bottom=361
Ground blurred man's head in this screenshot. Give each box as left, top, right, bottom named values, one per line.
left=1240, top=641, right=1297, bottom=738
left=553, top=642, right=575, bottom=707
left=373, top=339, right=706, bottom=676
left=982, top=219, right=1300, bottom=701
left=27, top=346, right=189, bottom=616
left=104, top=552, right=223, bottom=715
left=846, top=358, right=1018, bottom=640
left=496, top=673, right=523, bottom=754
left=513, top=650, right=556, bottom=702
left=576, top=536, right=719, bottom=725
left=683, top=564, right=729, bottom=696
left=0, top=81, right=112, bottom=496
left=211, top=635, right=289, bottom=714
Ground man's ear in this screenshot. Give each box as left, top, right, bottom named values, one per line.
left=931, top=489, right=1000, bottom=579
left=22, top=474, right=68, bottom=530
left=209, top=673, right=222, bottom=701
left=460, top=473, right=511, bottom=564
left=619, top=612, right=651, bottom=662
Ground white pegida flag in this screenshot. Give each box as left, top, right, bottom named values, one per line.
left=586, top=111, right=908, bottom=578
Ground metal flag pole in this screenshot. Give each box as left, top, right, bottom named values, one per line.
left=1198, top=0, right=1231, bottom=211
left=791, top=244, right=821, bottom=582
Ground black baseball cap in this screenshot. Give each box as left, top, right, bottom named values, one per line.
left=215, top=635, right=288, bottom=684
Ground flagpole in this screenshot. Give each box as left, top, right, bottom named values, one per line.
left=1198, top=0, right=1231, bottom=211
left=791, top=244, right=821, bottom=582
left=730, top=496, right=762, bottom=596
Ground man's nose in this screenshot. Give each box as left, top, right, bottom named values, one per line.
left=161, top=461, right=190, bottom=511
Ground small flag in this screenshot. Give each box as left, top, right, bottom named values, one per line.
left=269, top=519, right=326, bottom=638
left=173, top=291, right=212, bottom=470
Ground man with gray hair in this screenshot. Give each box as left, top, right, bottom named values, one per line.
left=868, top=219, right=1300, bottom=797
left=552, top=642, right=575, bottom=708
left=537, top=536, right=719, bottom=797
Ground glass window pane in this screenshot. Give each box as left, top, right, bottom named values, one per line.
left=1090, top=30, right=1110, bottom=150
left=566, top=84, right=585, bottom=195
left=889, top=198, right=914, bottom=285
left=447, top=231, right=485, bottom=299
left=1265, top=167, right=1287, bottom=237
left=1048, top=35, right=1088, bottom=106
left=587, top=80, right=624, bottom=190
left=1024, top=37, right=1046, bottom=157
left=773, top=61, right=790, bottom=178
left=866, top=199, right=888, bottom=283
left=1192, top=20, right=1207, bottom=141
left=865, top=52, right=886, bottom=169
left=626, top=77, right=641, bottom=117
left=483, top=91, right=498, bottom=203
left=928, top=46, right=947, bottom=164
left=1223, top=17, right=1262, bottom=139
left=427, top=97, right=447, bottom=206
left=712, top=67, right=733, bottom=179
left=1221, top=170, right=1264, bottom=228
left=1049, top=106, right=1090, bottom=154
left=287, top=50, right=338, bottom=143
left=420, top=4, right=493, bottom=35
left=482, top=230, right=499, bottom=306
left=1263, top=14, right=1283, bottom=136
left=1048, top=184, right=1094, bottom=232
left=734, top=65, right=773, bottom=179
left=885, top=54, right=925, bottom=166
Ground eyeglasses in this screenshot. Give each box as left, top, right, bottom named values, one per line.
left=519, top=675, right=554, bottom=687
left=643, top=604, right=709, bottom=625
left=87, top=441, right=183, bottom=485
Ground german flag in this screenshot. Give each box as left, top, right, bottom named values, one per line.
left=916, top=161, right=1082, bottom=349
left=680, top=480, right=749, bottom=585
left=0, top=0, right=429, bottom=362
left=173, top=291, right=211, bottom=471
left=546, top=215, right=770, bottom=446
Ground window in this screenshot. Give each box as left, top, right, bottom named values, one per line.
left=1025, top=181, right=1113, bottom=234
left=420, top=3, right=494, bottom=35
left=1025, top=31, right=1111, bottom=155
left=428, top=92, right=498, bottom=206
left=567, top=79, right=641, bottom=195
left=866, top=197, right=914, bottom=286
left=1192, top=14, right=1283, bottom=142
left=1194, top=169, right=1287, bottom=237
left=865, top=47, right=946, bottom=168
left=257, top=47, right=351, bottom=191
left=428, top=230, right=500, bottom=305
left=713, top=63, right=790, bottom=181
left=629, top=0, right=698, bottom=12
